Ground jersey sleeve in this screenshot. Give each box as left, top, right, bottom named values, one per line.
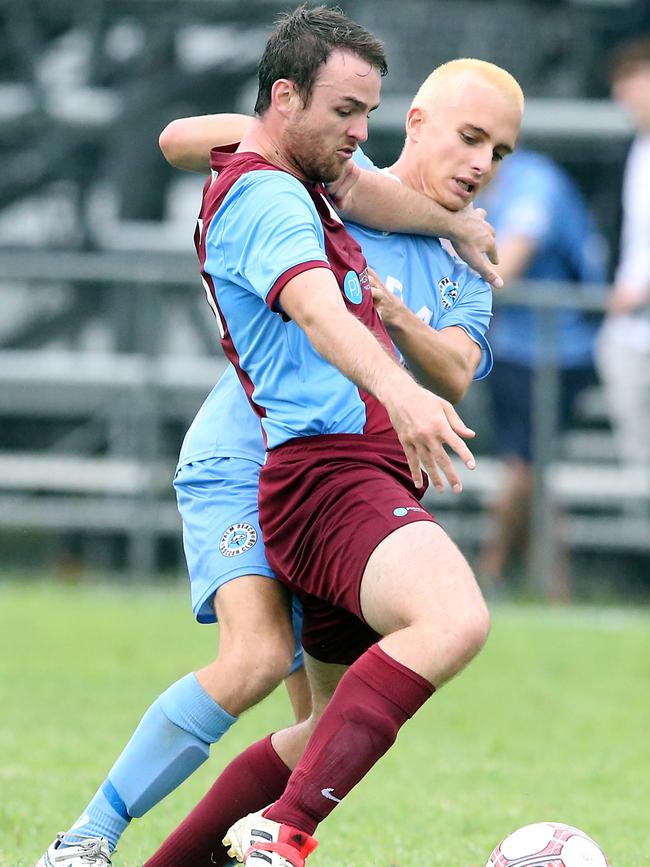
left=351, top=146, right=378, bottom=173
left=207, top=170, right=331, bottom=310
left=437, top=255, right=494, bottom=380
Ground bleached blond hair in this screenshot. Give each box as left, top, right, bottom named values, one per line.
left=411, top=58, right=524, bottom=113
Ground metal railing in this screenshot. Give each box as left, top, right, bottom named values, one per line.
left=0, top=249, right=647, bottom=589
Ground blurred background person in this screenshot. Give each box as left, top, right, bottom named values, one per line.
left=476, top=149, right=607, bottom=598
left=596, top=38, right=650, bottom=471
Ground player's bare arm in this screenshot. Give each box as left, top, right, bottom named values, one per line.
left=367, top=269, right=481, bottom=403
left=279, top=267, right=476, bottom=493
left=159, top=113, right=253, bottom=172
left=337, top=176, right=502, bottom=288
left=159, top=112, right=502, bottom=287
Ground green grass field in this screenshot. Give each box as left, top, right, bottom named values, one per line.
left=1, top=581, right=648, bottom=867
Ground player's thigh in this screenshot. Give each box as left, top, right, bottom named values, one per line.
left=359, top=520, right=488, bottom=638
left=174, top=456, right=277, bottom=626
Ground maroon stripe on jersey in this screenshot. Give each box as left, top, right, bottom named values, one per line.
left=267, top=260, right=331, bottom=314
left=196, top=255, right=269, bottom=446
left=308, top=191, right=397, bottom=436
left=231, top=361, right=269, bottom=449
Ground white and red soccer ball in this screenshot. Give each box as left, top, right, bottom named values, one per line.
left=485, top=822, right=610, bottom=867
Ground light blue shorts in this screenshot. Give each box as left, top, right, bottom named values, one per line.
left=174, top=456, right=303, bottom=672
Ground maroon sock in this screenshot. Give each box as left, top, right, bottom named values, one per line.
left=143, top=734, right=291, bottom=867
left=265, top=644, right=434, bottom=835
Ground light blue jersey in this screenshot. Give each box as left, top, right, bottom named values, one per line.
left=199, top=154, right=388, bottom=452
left=180, top=149, right=493, bottom=469
left=343, top=222, right=493, bottom=379
left=178, top=365, right=265, bottom=467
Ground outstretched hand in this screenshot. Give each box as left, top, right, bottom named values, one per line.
left=447, top=205, right=503, bottom=289
left=386, top=382, right=476, bottom=493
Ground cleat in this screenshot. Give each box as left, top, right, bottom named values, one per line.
left=35, top=833, right=112, bottom=866
left=223, top=810, right=317, bottom=867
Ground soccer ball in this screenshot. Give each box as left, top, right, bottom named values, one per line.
left=485, top=822, right=610, bottom=866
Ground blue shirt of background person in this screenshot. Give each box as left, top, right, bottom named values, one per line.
left=179, top=148, right=494, bottom=470
left=477, top=150, right=607, bottom=368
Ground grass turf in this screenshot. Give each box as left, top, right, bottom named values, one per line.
left=1, top=581, right=648, bottom=866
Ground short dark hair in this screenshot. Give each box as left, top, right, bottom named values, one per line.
left=609, top=37, right=650, bottom=84
left=254, top=3, right=387, bottom=115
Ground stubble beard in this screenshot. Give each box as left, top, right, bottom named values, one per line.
left=285, top=122, right=343, bottom=185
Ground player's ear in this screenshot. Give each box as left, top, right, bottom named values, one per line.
left=271, top=79, right=300, bottom=117
left=405, top=106, right=425, bottom=142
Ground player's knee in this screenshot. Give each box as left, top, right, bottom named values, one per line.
left=414, top=582, right=490, bottom=679
left=461, top=594, right=491, bottom=659
left=450, top=575, right=490, bottom=650
left=229, top=633, right=295, bottom=692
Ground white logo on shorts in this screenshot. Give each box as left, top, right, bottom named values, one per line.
left=393, top=506, right=426, bottom=517
left=219, top=522, right=257, bottom=558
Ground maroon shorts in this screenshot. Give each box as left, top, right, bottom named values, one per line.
left=259, top=433, right=436, bottom=665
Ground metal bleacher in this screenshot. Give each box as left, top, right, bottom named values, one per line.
left=0, top=0, right=647, bottom=592
left=0, top=249, right=224, bottom=576
left=0, top=248, right=648, bottom=593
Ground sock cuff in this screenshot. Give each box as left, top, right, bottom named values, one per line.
left=159, top=673, right=236, bottom=744
left=351, top=644, right=434, bottom=717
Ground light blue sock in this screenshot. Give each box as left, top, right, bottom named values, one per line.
left=62, top=673, right=236, bottom=851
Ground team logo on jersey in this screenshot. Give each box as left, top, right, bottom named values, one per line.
left=343, top=270, right=363, bottom=304
left=219, top=522, right=257, bottom=557
left=438, top=275, right=459, bottom=309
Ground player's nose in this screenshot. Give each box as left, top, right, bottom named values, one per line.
left=470, top=143, right=494, bottom=175
left=348, top=115, right=369, bottom=143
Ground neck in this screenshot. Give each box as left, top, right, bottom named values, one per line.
left=388, top=151, right=422, bottom=195
left=239, top=118, right=308, bottom=181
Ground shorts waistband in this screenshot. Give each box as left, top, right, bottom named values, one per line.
left=269, top=432, right=401, bottom=457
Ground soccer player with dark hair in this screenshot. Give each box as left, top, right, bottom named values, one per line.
left=36, top=6, right=522, bottom=866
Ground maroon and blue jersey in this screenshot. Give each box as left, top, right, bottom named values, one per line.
left=195, top=147, right=398, bottom=450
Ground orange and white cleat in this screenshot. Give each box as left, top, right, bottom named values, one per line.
left=223, top=809, right=318, bottom=867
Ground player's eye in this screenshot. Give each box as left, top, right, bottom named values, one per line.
left=460, top=132, right=477, bottom=145
left=336, top=108, right=352, bottom=117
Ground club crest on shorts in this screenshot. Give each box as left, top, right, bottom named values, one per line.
left=219, top=522, right=257, bottom=557
left=438, top=275, right=459, bottom=309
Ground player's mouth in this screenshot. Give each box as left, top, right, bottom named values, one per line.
left=453, top=177, right=476, bottom=198
left=337, top=147, right=356, bottom=160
